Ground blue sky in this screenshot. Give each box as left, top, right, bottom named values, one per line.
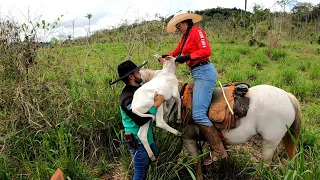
left=1, top=0, right=318, bottom=40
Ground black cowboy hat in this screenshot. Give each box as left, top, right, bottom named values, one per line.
left=110, top=60, right=148, bottom=85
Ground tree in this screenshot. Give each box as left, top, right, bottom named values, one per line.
left=310, top=3, right=320, bottom=21
left=85, top=13, right=93, bottom=34
left=291, top=2, right=313, bottom=27
left=251, top=5, right=263, bottom=36
left=276, top=0, right=297, bottom=12
left=276, top=0, right=297, bottom=33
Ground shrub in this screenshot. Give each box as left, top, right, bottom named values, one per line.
left=290, top=79, right=312, bottom=100
left=249, top=50, right=268, bottom=70
left=311, top=81, right=320, bottom=98
left=237, top=46, right=250, bottom=55
left=258, top=42, right=266, bottom=47
left=248, top=38, right=257, bottom=46
left=225, top=69, right=247, bottom=82
left=309, top=63, right=320, bottom=80
left=248, top=38, right=266, bottom=47
left=281, top=67, right=298, bottom=85
left=297, top=61, right=310, bottom=72
left=265, top=31, right=282, bottom=49
left=268, top=49, right=286, bottom=61
left=217, top=46, right=241, bottom=63
left=245, top=68, right=258, bottom=81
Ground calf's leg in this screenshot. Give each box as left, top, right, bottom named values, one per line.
left=155, top=104, right=181, bottom=136
left=172, top=86, right=181, bottom=120
left=137, top=121, right=156, bottom=161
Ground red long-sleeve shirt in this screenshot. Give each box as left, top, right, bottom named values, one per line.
left=168, top=26, right=212, bottom=67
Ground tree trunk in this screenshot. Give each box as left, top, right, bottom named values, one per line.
left=89, top=19, right=91, bottom=34
left=245, top=0, right=247, bottom=11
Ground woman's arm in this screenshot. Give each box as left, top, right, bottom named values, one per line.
left=189, top=29, right=212, bottom=60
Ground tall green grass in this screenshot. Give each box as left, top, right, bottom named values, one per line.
left=251, top=127, right=320, bottom=180
left=1, top=27, right=319, bottom=180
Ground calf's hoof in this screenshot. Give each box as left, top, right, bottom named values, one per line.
left=176, top=119, right=182, bottom=124
left=176, top=132, right=182, bottom=136
left=150, top=155, right=156, bottom=161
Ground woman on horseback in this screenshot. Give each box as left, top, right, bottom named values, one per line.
left=159, top=10, right=227, bottom=165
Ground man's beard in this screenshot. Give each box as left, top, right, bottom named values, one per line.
left=134, top=77, right=143, bottom=85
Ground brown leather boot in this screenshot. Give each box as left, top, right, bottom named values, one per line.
left=198, top=124, right=227, bottom=165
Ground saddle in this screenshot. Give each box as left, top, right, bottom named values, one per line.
left=182, top=82, right=250, bottom=131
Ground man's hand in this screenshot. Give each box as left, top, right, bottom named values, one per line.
left=154, top=92, right=164, bottom=109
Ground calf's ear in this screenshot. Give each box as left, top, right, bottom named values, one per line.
left=165, top=56, right=173, bottom=61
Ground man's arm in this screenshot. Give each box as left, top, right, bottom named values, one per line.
left=121, top=95, right=162, bottom=127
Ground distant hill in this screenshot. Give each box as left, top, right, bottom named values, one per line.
left=76, top=5, right=320, bottom=44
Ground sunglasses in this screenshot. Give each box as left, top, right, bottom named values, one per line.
left=175, top=22, right=181, bottom=29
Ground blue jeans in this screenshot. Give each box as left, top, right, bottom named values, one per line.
left=191, top=63, right=217, bottom=126
left=126, top=142, right=159, bottom=180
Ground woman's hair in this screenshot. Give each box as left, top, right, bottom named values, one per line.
left=178, top=19, right=194, bottom=56
left=182, top=19, right=194, bottom=29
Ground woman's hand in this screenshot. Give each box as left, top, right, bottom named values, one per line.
left=158, top=57, right=164, bottom=64
left=175, top=55, right=190, bottom=63
left=158, top=54, right=169, bottom=64
left=154, top=92, right=164, bottom=109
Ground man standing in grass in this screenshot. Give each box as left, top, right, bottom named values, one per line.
left=110, top=60, right=164, bottom=180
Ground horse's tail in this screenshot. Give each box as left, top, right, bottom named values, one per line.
left=284, top=93, right=302, bottom=160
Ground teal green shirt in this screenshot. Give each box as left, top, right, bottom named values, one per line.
left=120, top=106, right=157, bottom=144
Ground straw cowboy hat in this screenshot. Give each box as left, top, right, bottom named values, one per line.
left=166, top=10, right=203, bottom=33
left=110, top=60, right=147, bottom=85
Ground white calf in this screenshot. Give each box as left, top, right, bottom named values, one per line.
left=131, top=56, right=181, bottom=161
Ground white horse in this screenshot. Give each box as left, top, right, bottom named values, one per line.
left=140, top=69, right=301, bottom=180
left=182, top=85, right=301, bottom=179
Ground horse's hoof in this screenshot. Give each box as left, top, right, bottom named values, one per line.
left=176, top=119, right=182, bottom=124
left=176, top=132, right=182, bottom=136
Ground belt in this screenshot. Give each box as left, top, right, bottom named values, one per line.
left=190, top=60, right=210, bottom=70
